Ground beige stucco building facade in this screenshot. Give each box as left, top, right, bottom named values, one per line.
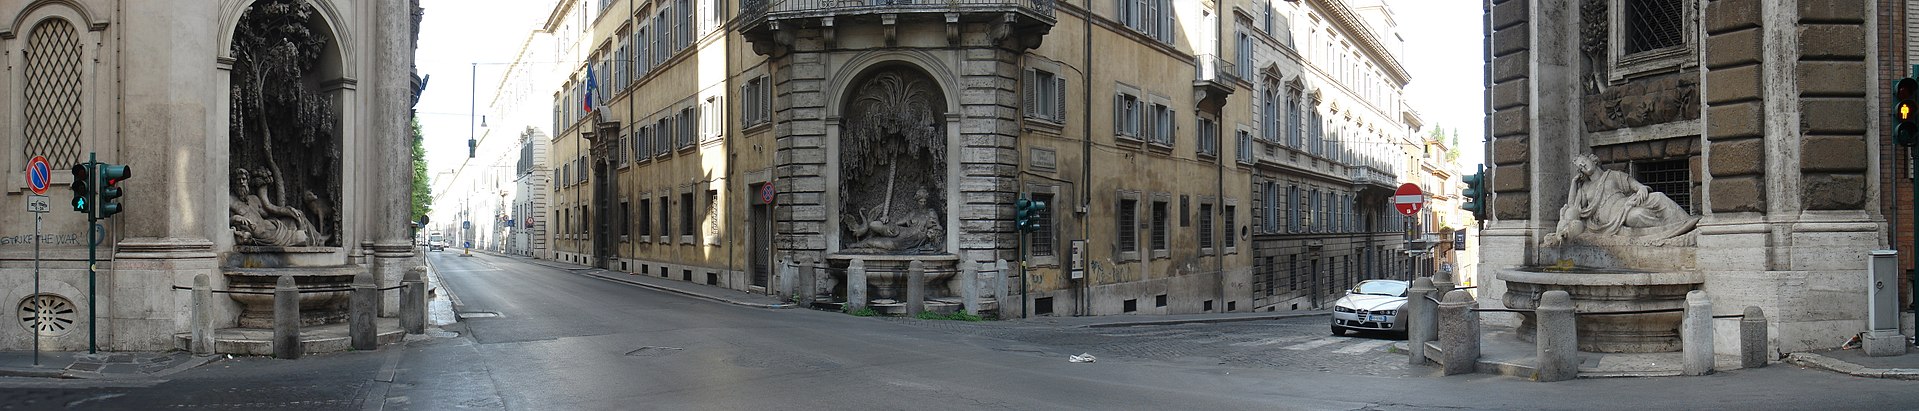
left=521, top=0, right=1452, bottom=317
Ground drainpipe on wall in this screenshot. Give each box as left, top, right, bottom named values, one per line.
left=1080, top=3, right=1095, bottom=317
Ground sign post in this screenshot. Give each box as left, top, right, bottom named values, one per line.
left=25, top=155, right=49, bottom=365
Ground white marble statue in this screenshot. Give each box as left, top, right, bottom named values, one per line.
left=1543, top=153, right=1698, bottom=247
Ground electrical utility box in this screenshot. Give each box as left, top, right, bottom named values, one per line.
left=1868, top=250, right=1898, bottom=331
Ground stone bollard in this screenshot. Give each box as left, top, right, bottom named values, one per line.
left=960, top=260, right=980, bottom=316
left=1682, top=290, right=1714, bottom=376
left=847, top=259, right=868, bottom=312
left=995, top=259, right=1011, bottom=319
left=906, top=260, right=926, bottom=317
left=1436, top=290, right=1479, bottom=375
left=778, top=257, right=796, bottom=303
left=273, top=275, right=302, bottom=359
left=797, top=255, right=817, bottom=307
left=350, top=270, right=378, bottom=351
left=1741, top=306, right=1768, bottom=368
left=1535, top=290, right=1578, bottom=382
left=401, top=266, right=426, bottom=334
left=1406, top=277, right=1436, bottom=365
left=191, top=273, right=214, bottom=356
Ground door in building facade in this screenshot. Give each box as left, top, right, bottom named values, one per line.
left=750, top=182, right=772, bottom=288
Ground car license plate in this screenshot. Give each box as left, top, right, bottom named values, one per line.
left=1369, top=315, right=1387, bottom=322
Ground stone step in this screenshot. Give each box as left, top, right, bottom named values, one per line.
left=172, top=319, right=405, bottom=356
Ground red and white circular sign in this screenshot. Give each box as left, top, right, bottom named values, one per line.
left=1394, top=183, right=1424, bottom=216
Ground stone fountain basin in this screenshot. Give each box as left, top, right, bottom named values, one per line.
left=827, top=254, right=959, bottom=302
left=222, top=265, right=363, bottom=328
left=1497, top=267, right=1703, bottom=353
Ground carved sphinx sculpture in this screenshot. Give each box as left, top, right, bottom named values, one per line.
left=1543, top=153, right=1698, bottom=247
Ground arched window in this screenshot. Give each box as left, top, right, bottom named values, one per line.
left=23, top=18, right=84, bottom=168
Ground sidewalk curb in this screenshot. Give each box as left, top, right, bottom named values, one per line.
left=0, top=366, right=69, bottom=378
left=0, top=353, right=223, bottom=380
left=1786, top=352, right=1919, bottom=380
left=1073, top=311, right=1328, bottom=328
left=580, top=270, right=794, bottom=310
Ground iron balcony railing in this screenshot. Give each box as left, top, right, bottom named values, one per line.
left=741, top=0, right=1057, bottom=27
left=1194, top=54, right=1239, bottom=86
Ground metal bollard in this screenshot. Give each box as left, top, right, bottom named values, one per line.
left=1437, top=290, right=1479, bottom=375
left=402, top=266, right=426, bottom=334
left=847, top=259, right=868, bottom=312
left=960, top=260, right=980, bottom=316
left=1682, top=290, right=1713, bottom=376
left=1535, top=290, right=1577, bottom=382
left=191, top=273, right=214, bottom=356
left=273, top=275, right=302, bottom=359
left=350, top=270, right=378, bottom=350
left=1741, top=306, right=1768, bottom=368
left=906, top=260, right=926, bottom=317
left=1406, top=277, right=1436, bottom=365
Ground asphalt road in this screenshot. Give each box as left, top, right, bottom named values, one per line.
left=5, top=251, right=1919, bottom=410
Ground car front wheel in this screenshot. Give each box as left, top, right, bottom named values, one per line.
left=1331, top=324, right=1346, bottom=336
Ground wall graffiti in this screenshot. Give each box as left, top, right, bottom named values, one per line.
left=0, top=234, right=81, bottom=246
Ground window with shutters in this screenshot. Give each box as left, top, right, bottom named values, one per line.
left=1236, top=130, right=1253, bottom=164
left=1236, top=32, right=1254, bottom=80
left=1024, top=69, right=1065, bottom=123
left=1261, top=83, right=1279, bottom=143
left=1117, top=0, right=1172, bottom=44
left=1147, top=102, right=1173, bottom=147
left=703, top=97, right=722, bottom=142
left=1196, top=116, right=1219, bottom=158
left=656, top=117, right=672, bottom=157
left=678, top=107, right=696, bottom=149
left=23, top=18, right=84, bottom=169
left=1114, top=88, right=1142, bottom=142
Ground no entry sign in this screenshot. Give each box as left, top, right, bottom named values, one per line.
left=1394, top=183, right=1424, bottom=216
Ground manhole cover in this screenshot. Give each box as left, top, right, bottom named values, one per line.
left=458, top=311, right=500, bottom=318
left=19, top=294, right=76, bottom=336
left=625, top=346, right=683, bottom=357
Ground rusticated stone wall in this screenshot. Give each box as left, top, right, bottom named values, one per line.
left=1704, top=0, right=1767, bottom=213
left=1488, top=0, right=1531, bottom=220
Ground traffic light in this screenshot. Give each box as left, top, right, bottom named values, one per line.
left=95, top=163, right=130, bottom=218
left=1461, top=164, right=1487, bottom=221
left=1893, top=77, right=1918, bottom=147
left=70, top=162, right=95, bottom=214
left=1014, top=197, right=1048, bottom=232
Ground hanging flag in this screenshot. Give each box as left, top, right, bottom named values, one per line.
left=583, top=64, right=597, bottom=113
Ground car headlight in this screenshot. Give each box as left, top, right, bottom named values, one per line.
left=1374, top=310, right=1396, bottom=316
left=1333, top=306, right=1355, bottom=313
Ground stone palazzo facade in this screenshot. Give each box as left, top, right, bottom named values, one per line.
left=543, top=0, right=1441, bottom=317
left=0, top=0, right=419, bottom=351
left=1480, top=0, right=1907, bottom=352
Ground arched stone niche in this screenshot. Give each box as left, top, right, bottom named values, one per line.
left=833, top=63, right=951, bottom=255
left=225, top=0, right=347, bottom=255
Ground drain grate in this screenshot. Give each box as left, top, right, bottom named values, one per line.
left=625, top=346, right=684, bottom=357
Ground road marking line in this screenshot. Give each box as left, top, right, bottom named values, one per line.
left=1096, top=329, right=1192, bottom=337
left=1230, top=336, right=1311, bottom=347
left=1281, top=337, right=1345, bottom=351
left=1332, top=339, right=1395, bottom=354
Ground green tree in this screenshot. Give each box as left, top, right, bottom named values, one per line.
left=411, top=118, right=432, bottom=235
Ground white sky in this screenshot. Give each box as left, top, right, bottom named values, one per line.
left=415, top=0, right=556, bottom=190
left=1393, top=0, right=1488, bottom=168
left=412, top=0, right=1490, bottom=186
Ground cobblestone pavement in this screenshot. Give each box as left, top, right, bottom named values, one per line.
left=880, top=315, right=1419, bottom=377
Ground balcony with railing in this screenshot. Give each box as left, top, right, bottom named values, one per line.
left=1349, top=165, right=1399, bottom=192
left=739, top=0, right=1057, bottom=53
left=1193, top=54, right=1237, bottom=111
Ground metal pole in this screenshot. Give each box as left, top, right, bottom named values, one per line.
left=87, top=151, right=96, bottom=354
left=32, top=209, right=40, bottom=365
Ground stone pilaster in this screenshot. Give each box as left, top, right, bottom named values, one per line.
left=372, top=0, right=420, bottom=314
left=772, top=38, right=831, bottom=263
left=1488, top=0, right=1533, bottom=221
left=954, top=42, right=1022, bottom=264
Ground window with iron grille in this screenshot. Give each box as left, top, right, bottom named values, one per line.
left=658, top=196, right=671, bottom=243
left=1198, top=203, right=1214, bottom=249
left=1151, top=200, right=1168, bottom=252
left=1623, top=0, right=1684, bottom=55
left=1223, top=204, right=1237, bottom=249
left=638, top=198, right=652, bottom=236
left=620, top=202, right=631, bottom=236
left=23, top=19, right=83, bottom=169
left=1635, top=159, right=1692, bottom=214
left=1032, top=192, right=1055, bottom=256
left=680, top=191, right=696, bottom=237
left=1118, top=198, right=1139, bottom=254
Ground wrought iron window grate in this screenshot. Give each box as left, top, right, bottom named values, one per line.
left=1623, top=0, right=1684, bottom=55
left=1635, top=159, right=1691, bottom=213
left=24, top=19, right=84, bottom=169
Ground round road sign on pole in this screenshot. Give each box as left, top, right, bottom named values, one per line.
left=1394, top=183, right=1424, bottom=216
left=25, top=156, right=50, bottom=195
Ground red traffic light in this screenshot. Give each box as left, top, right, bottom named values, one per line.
left=1897, top=78, right=1918, bottom=102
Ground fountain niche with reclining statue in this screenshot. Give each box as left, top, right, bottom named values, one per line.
left=1498, top=153, right=1703, bottom=353
left=824, top=68, right=960, bottom=314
